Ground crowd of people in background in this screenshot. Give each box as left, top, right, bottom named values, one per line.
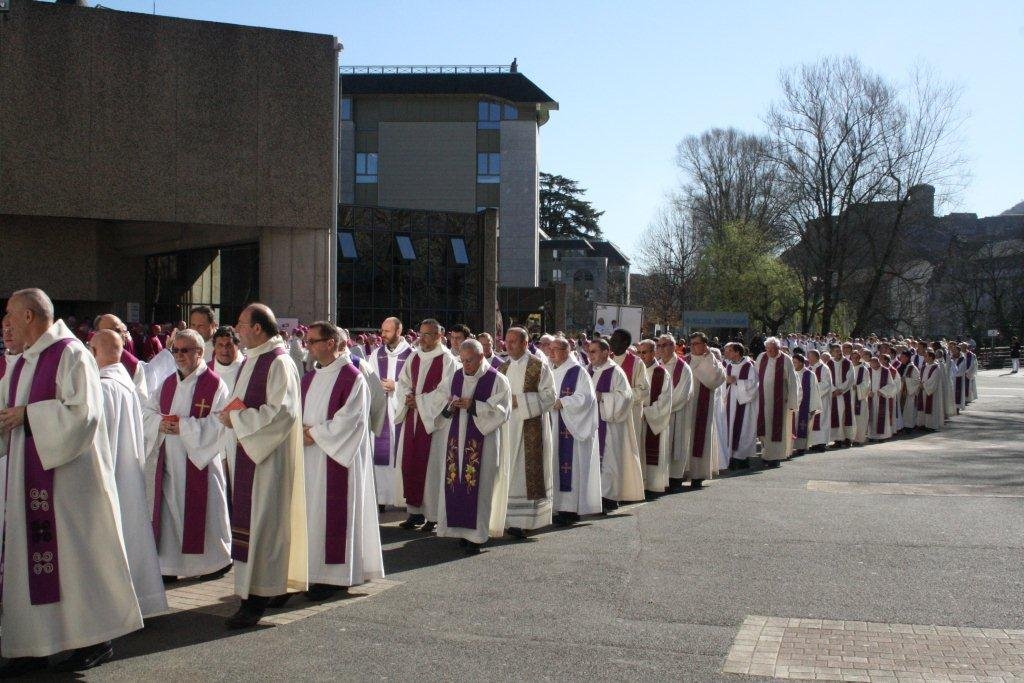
left=0, top=289, right=987, bottom=675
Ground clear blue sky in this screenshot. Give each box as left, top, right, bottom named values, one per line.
left=97, top=1, right=1024, bottom=263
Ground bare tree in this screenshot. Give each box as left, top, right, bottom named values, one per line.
left=635, top=195, right=700, bottom=331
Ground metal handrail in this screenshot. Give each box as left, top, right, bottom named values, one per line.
left=340, top=65, right=511, bottom=75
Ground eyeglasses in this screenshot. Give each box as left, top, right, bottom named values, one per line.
left=170, top=347, right=198, bottom=355
left=306, top=338, right=329, bottom=345
left=656, top=343, right=673, bottom=348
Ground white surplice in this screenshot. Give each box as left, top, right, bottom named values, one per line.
left=721, top=359, right=759, bottom=462
left=640, top=362, right=674, bottom=492
left=684, top=352, right=726, bottom=481
left=897, top=364, right=921, bottom=430
left=548, top=357, right=602, bottom=515
left=99, top=363, right=168, bottom=617
left=225, top=336, right=308, bottom=599
left=500, top=353, right=557, bottom=530
left=302, top=357, right=384, bottom=587
left=214, top=352, right=245, bottom=392
left=828, top=357, right=854, bottom=442
left=590, top=361, right=645, bottom=502
left=792, top=366, right=823, bottom=451
left=141, top=361, right=231, bottom=578
left=664, top=356, right=694, bottom=479
left=0, top=321, right=143, bottom=658
left=612, top=352, right=650, bottom=454
left=370, top=339, right=411, bottom=507
left=850, top=363, right=872, bottom=444
left=754, top=352, right=798, bottom=461
left=144, top=347, right=178, bottom=391
left=916, top=362, right=945, bottom=430
left=429, top=364, right=512, bottom=544
left=867, top=367, right=899, bottom=440
left=808, top=361, right=834, bottom=448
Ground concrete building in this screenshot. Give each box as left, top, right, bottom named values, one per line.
left=539, top=237, right=630, bottom=332
left=338, top=64, right=558, bottom=289
left=0, top=0, right=339, bottom=325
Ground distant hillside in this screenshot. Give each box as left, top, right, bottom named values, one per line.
left=1002, top=200, right=1024, bottom=215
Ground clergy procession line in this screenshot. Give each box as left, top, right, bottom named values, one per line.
left=0, top=289, right=981, bottom=677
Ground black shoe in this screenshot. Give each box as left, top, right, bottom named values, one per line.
left=54, top=641, right=113, bottom=673
left=266, top=593, right=292, bottom=609
left=0, top=656, right=48, bottom=678
left=644, top=490, right=660, bottom=501
left=458, top=538, right=469, bottom=547
left=162, top=574, right=180, bottom=585
left=601, top=497, right=619, bottom=513
left=198, top=564, right=231, bottom=581
left=690, top=479, right=704, bottom=490
left=463, top=542, right=482, bottom=556
left=507, top=527, right=527, bottom=540
left=378, top=504, right=386, bottom=513
left=399, top=514, right=424, bottom=530
left=226, top=600, right=265, bottom=629
left=667, top=478, right=685, bottom=492
left=419, top=521, right=436, bottom=534
left=305, top=583, right=345, bottom=602
left=765, top=460, right=781, bottom=468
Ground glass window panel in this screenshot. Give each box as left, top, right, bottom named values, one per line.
left=476, top=176, right=500, bottom=184
left=341, top=97, right=352, bottom=121
left=356, top=153, right=366, bottom=174
left=396, top=235, right=416, bottom=261
left=488, top=103, right=501, bottom=121
left=503, top=104, right=517, bottom=120
left=489, top=153, right=500, bottom=174
left=366, top=153, right=378, bottom=175
left=477, top=153, right=488, bottom=175
left=478, top=101, right=489, bottom=121
left=451, top=238, right=469, bottom=265
left=338, top=231, right=357, bottom=259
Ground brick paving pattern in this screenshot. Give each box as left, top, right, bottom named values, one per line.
left=723, top=615, right=1024, bottom=681
left=805, top=480, right=1024, bottom=499
left=164, top=571, right=401, bottom=626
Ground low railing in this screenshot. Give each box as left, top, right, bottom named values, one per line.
left=340, top=65, right=511, bottom=75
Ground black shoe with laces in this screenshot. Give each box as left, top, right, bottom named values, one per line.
left=54, top=641, right=113, bottom=673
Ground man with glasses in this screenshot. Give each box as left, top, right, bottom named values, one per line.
left=218, top=303, right=307, bottom=629
left=188, top=305, right=217, bottom=363
left=142, top=328, right=232, bottom=584
left=393, top=318, right=457, bottom=532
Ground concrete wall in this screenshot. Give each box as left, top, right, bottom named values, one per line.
left=378, top=122, right=477, bottom=212
left=499, top=119, right=540, bottom=287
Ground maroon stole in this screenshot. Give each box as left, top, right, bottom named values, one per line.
left=644, top=364, right=666, bottom=466
left=920, top=365, right=937, bottom=414
left=5, top=337, right=74, bottom=604
left=0, top=354, right=6, bottom=380
left=120, top=349, right=140, bottom=379
left=230, top=346, right=287, bottom=562
left=301, top=362, right=361, bottom=564
left=875, top=368, right=890, bottom=434
left=400, top=353, right=444, bottom=508
left=670, top=356, right=685, bottom=388
left=373, top=345, right=412, bottom=467
left=619, top=351, right=638, bottom=382
left=812, top=365, right=824, bottom=431
left=725, top=360, right=753, bottom=452
left=757, top=354, right=785, bottom=442
left=855, top=365, right=866, bottom=416
left=685, top=354, right=712, bottom=459
left=153, top=367, right=221, bottom=553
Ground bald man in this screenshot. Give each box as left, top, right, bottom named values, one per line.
left=91, top=331, right=167, bottom=618
left=95, top=313, right=149, bottom=402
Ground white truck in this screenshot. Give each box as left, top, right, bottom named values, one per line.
left=593, top=303, right=643, bottom=341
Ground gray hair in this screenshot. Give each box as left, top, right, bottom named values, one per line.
left=175, top=328, right=205, bottom=350
left=551, top=335, right=570, bottom=350
left=539, top=334, right=555, bottom=344
left=506, top=327, right=528, bottom=343
left=460, top=338, right=484, bottom=355
left=12, top=288, right=54, bottom=323
left=638, top=339, right=656, bottom=352
left=764, top=336, right=781, bottom=348
left=658, top=333, right=676, bottom=346
left=420, top=318, right=442, bottom=335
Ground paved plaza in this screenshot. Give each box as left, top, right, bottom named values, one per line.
left=82, top=370, right=1022, bottom=681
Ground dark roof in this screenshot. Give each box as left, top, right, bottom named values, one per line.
left=540, top=237, right=630, bottom=266
left=341, top=72, right=558, bottom=108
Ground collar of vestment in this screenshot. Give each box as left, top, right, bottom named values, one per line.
left=179, top=359, right=210, bottom=385
left=216, top=353, right=243, bottom=370
left=99, top=362, right=135, bottom=392
left=466, top=362, right=490, bottom=379
left=418, top=344, right=447, bottom=360
left=22, top=320, right=76, bottom=361
left=509, top=352, right=529, bottom=365
left=553, top=356, right=579, bottom=373
left=385, top=339, right=410, bottom=356
left=245, top=335, right=285, bottom=357
left=316, top=354, right=349, bottom=376
left=729, top=359, right=747, bottom=368
left=592, top=360, right=612, bottom=372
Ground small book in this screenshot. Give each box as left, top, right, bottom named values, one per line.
left=224, top=397, right=247, bottom=412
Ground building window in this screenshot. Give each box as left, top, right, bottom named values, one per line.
left=503, top=104, right=518, bottom=120
left=395, top=235, right=416, bottom=261
left=574, top=269, right=594, bottom=283
left=341, top=97, right=352, bottom=121
left=552, top=268, right=563, bottom=282
left=551, top=249, right=559, bottom=260
left=338, top=231, right=357, bottom=259
left=356, top=152, right=377, bottom=184
left=478, top=101, right=501, bottom=129
left=451, top=238, right=469, bottom=265
left=477, top=152, right=500, bottom=184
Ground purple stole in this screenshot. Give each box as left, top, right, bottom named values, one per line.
left=5, top=337, right=74, bottom=605
left=0, top=354, right=6, bottom=380
left=401, top=353, right=444, bottom=508
left=589, top=365, right=614, bottom=463
left=644, top=364, right=666, bottom=466
left=830, top=359, right=852, bottom=428
left=487, top=355, right=503, bottom=370
left=794, top=369, right=812, bottom=438
left=556, top=365, right=582, bottom=491
left=373, top=346, right=412, bottom=467
left=444, top=367, right=498, bottom=529
left=855, top=365, right=866, bottom=416
left=153, top=367, right=221, bottom=553
left=685, top=354, right=712, bottom=459
left=120, top=349, right=140, bottom=379
left=811, top=365, right=824, bottom=432
left=875, top=369, right=890, bottom=434
left=757, top=354, right=785, bottom=443
left=954, top=358, right=964, bottom=405
left=725, top=361, right=753, bottom=451
left=301, top=362, right=360, bottom=563
left=230, top=346, right=287, bottom=562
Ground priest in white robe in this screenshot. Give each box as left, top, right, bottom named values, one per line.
left=896, top=350, right=921, bottom=432
left=336, top=328, right=387, bottom=448
left=754, top=338, right=798, bottom=463
left=636, top=340, right=674, bottom=492
left=212, top=325, right=245, bottom=389
left=827, top=343, right=854, bottom=446
left=849, top=350, right=872, bottom=445
left=790, top=353, right=822, bottom=454
left=807, top=350, right=834, bottom=451
left=218, top=303, right=307, bottom=629
left=867, top=357, right=899, bottom=440
left=429, top=339, right=511, bottom=553
left=961, top=344, right=978, bottom=403
left=916, top=351, right=945, bottom=431
left=92, top=331, right=167, bottom=618
left=609, top=328, right=651, bottom=454
left=657, top=336, right=693, bottom=491
left=188, top=305, right=218, bottom=364
left=586, top=338, right=644, bottom=510
left=393, top=318, right=458, bottom=532
left=949, top=348, right=967, bottom=412
left=142, top=329, right=232, bottom=581
left=721, top=342, right=759, bottom=469
left=96, top=313, right=149, bottom=403
left=300, top=321, right=384, bottom=600
left=0, top=289, right=142, bottom=674
left=682, top=333, right=726, bottom=488
left=370, top=317, right=413, bottom=509
left=498, top=327, right=557, bottom=537
left=547, top=336, right=602, bottom=524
